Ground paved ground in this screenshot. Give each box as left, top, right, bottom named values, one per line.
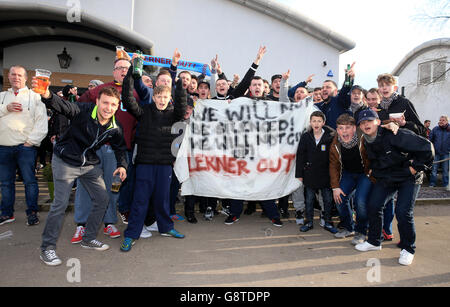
left=1, top=171, right=449, bottom=287
left=1, top=201, right=449, bottom=287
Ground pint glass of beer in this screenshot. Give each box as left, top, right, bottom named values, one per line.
left=111, top=174, right=122, bottom=193
left=34, top=69, right=51, bottom=95
left=116, top=46, right=127, bottom=59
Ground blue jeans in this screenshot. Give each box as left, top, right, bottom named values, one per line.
left=383, top=196, right=395, bottom=235
left=74, top=145, right=118, bottom=225
left=367, top=179, right=420, bottom=254
left=430, top=153, right=449, bottom=187
left=0, top=145, right=39, bottom=216
left=118, top=150, right=134, bottom=214
left=305, top=187, right=333, bottom=223
left=335, top=171, right=372, bottom=234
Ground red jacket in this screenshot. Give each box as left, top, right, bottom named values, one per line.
left=78, top=82, right=139, bottom=151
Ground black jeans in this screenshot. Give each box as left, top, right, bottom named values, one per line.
left=304, top=187, right=333, bottom=223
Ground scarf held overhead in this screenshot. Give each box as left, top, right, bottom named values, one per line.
left=127, top=52, right=211, bottom=76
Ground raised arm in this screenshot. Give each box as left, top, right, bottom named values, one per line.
left=229, top=46, right=266, bottom=98
left=122, top=66, right=144, bottom=120
left=337, top=62, right=355, bottom=109
left=170, top=48, right=181, bottom=88
left=173, top=78, right=187, bottom=122
left=288, top=74, right=314, bottom=99
left=279, top=70, right=291, bottom=103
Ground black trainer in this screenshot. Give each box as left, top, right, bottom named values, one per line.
left=0, top=215, right=15, bottom=226
left=271, top=218, right=283, bottom=227
left=27, top=212, right=39, bottom=226
left=186, top=214, right=198, bottom=224
left=279, top=208, right=290, bottom=219
left=224, top=215, right=239, bottom=225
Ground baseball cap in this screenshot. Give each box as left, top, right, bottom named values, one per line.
left=351, top=85, right=365, bottom=93
left=271, top=74, right=282, bottom=83
left=198, top=80, right=210, bottom=89
left=357, top=108, right=379, bottom=125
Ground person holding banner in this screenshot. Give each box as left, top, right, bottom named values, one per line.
left=224, top=73, right=283, bottom=228
left=210, top=47, right=266, bottom=101
left=120, top=62, right=187, bottom=252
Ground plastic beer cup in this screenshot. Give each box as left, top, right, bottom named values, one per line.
left=111, top=174, right=122, bottom=193
left=34, top=69, right=51, bottom=95
left=116, top=46, right=127, bottom=59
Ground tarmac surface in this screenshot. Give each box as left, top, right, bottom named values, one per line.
left=0, top=171, right=449, bottom=287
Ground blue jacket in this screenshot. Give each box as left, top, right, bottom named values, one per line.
left=315, top=84, right=352, bottom=129
left=429, top=124, right=450, bottom=156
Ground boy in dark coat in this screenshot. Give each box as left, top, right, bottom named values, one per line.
left=355, top=109, right=434, bottom=266
left=120, top=65, right=187, bottom=252
left=296, top=111, right=338, bottom=234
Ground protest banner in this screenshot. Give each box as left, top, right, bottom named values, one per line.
left=174, top=97, right=318, bottom=200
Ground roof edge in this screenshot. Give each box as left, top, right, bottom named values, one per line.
left=392, top=38, right=450, bottom=76
left=228, top=0, right=355, bottom=53
left=0, top=1, right=154, bottom=54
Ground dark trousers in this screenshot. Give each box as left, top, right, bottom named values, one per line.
left=305, top=187, right=333, bottom=223
left=367, top=179, right=420, bottom=254
left=117, top=150, right=135, bottom=214
left=278, top=195, right=290, bottom=211
left=184, top=196, right=217, bottom=215
left=124, top=164, right=173, bottom=239
left=169, top=169, right=180, bottom=215
left=230, top=199, right=279, bottom=219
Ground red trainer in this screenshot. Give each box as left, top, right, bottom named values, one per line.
left=382, top=229, right=394, bottom=241
left=104, top=224, right=121, bottom=238
left=71, top=226, right=85, bottom=244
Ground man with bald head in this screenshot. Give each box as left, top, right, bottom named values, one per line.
left=0, top=65, right=48, bottom=226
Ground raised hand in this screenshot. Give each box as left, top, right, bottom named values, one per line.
left=172, top=48, right=181, bottom=67
left=211, top=54, right=219, bottom=71
left=346, top=62, right=356, bottom=79
left=254, top=46, right=267, bottom=65
left=282, top=69, right=291, bottom=81
left=305, top=74, right=315, bottom=84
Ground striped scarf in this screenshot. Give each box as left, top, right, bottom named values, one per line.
left=338, top=133, right=358, bottom=149
left=380, top=92, right=399, bottom=110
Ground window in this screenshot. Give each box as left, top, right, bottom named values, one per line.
left=418, top=57, right=447, bottom=85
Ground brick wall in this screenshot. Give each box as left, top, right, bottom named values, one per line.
left=2, top=69, right=112, bottom=91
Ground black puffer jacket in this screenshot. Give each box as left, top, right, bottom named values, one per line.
left=122, top=67, right=187, bottom=165
left=295, top=125, right=336, bottom=189
left=364, top=126, right=434, bottom=184
left=378, top=95, right=426, bottom=137
left=41, top=93, right=128, bottom=169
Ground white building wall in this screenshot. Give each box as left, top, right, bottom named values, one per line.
left=133, top=0, right=340, bottom=89
left=4, top=41, right=115, bottom=76
left=397, top=47, right=450, bottom=127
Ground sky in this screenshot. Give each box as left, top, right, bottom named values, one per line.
left=278, top=0, right=450, bottom=89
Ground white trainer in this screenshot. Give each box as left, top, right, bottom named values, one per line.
left=146, top=222, right=159, bottom=232
left=355, top=241, right=382, bottom=252
left=140, top=226, right=153, bottom=238
left=399, top=249, right=414, bottom=266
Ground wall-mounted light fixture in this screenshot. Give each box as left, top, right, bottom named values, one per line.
left=57, top=47, right=72, bottom=69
